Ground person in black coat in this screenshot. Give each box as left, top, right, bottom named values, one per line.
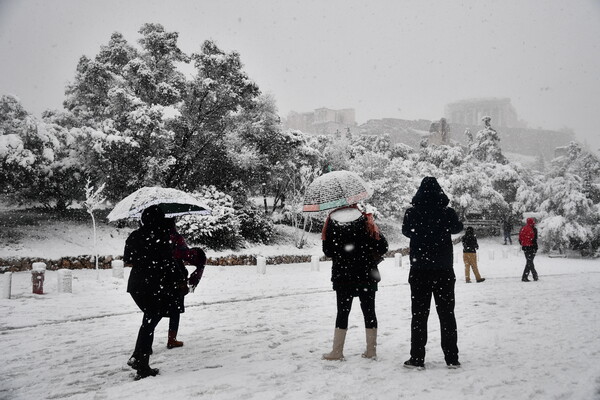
left=462, top=226, right=485, bottom=283
left=124, top=205, right=181, bottom=380
left=401, top=177, right=463, bottom=369
left=321, top=206, right=388, bottom=361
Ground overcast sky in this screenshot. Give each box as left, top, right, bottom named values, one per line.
left=1, top=0, right=599, bottom=150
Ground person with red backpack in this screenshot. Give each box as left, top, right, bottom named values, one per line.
left=519, top=217, right=539, bottom=282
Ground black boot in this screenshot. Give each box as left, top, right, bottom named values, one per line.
left=403, top=358, right=425, bottom=370
left=133, top=353, right=159, bottom=381
left=127, top=355, right=139, bottom=370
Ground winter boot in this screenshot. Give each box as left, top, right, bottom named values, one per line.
left=127, top=354, right=140, bottom=370
left=133, top=353, right=159, bottom=381
left=403, top=358, right=425, bottom=370
left=322, top=328, right=347, bottom=361
left=167, top=330, right=184, bottom=349
left=361, top=328, right=377, bottom=359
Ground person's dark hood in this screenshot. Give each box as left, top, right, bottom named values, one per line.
left=141, top=205, right=166, bottom=229
left=411, top=177, right=450, bottom=207
left=464, top=226, right=475, bottom=237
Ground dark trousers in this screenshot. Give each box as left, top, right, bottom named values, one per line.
left=169, top=311, right=180, bottom=332
left=408, top=268, right=458, bottom=364
left=503, top=231, right=512, bottom=244
left=522, top=247, right=538, bottom=280
left=335, top=289, right=377, bottom=329
left=130, top=293, right=162, bottom=360
left=133, top=312, right=162, bottom=359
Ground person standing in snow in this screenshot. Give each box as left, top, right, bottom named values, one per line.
left=124, top=205, right=182, bottom=380
left=321, top=205, right=388, bottom=361
left=502, top=216, right=513, bottom=245
left=519, top=217, right=539, bottom=282
left=402, top=177, right=463, bottom=370
left=462, top=226, right=485, bottom=283
left=164, top=218, right=206, bottom=349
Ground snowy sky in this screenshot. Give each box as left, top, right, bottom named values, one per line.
left=1, top=0, right=599, bottom=151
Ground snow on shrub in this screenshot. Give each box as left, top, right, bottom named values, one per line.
left=176, top=186, right=242, bottom=250
left=236, top=206, right=274, bottom=244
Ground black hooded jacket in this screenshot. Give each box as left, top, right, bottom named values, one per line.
left=402, top=177, right=463, bottom=270
left=462, top=227, right=479, bottom=253
left=125, top=206, right=180, bottom=315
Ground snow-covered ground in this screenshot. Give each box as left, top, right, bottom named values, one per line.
left=1, top=238, right=599, bottom=400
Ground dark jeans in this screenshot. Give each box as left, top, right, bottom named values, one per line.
left=408, top=268, right=458, bottom=364
left=522, top=247, right=538, bottom=280
left=503, top=231, right=512, bottom=244
left=335, top=289, right=377, bottom=329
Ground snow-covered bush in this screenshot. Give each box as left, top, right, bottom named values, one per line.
left=537, top=174, right=599, bottom=255
left=236, top=206, right=274, bottom=244
left=176, top=186, right=242, bottom=250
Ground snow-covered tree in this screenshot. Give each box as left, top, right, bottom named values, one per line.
left=60, top=24, right=262, bottom=201
left=537, top=174, right=597, bottom=254
left=282, top=165, right=322, bottom=249
left=371, top=157, right=420, bottom=219
left=62, top=26, right=182, bottom=201
left=258, top=129, right=323, bottom=213
left=535, top=143, right=600, bottom=255
left=469, top=116, right=507, bottom=164
left=164, top=39, right=260, bottom=189
left=0, top=95, right=84, bottom=209
left=83, top=179, right=106, bottom=277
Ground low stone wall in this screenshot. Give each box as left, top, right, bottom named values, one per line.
left=0, top=245, right=413, bottom=272
left=0, top=255, right=118, bottom=273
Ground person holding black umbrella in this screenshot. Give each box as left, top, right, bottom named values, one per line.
left=124, top=205, right=182, bottom=380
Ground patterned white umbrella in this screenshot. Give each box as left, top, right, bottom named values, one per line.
left=303, top=170, right=372, bottom=213
left=107, top=187, right=211, bottom=221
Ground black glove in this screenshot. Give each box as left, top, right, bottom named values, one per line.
left=188, top=267, right=204, bottom=291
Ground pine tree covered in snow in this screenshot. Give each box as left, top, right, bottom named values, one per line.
left=469, top=116, right=508, bottom=164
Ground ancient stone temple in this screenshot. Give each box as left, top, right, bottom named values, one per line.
left=445, top=98, right=524, bottom=128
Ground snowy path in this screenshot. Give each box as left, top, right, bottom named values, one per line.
left=1, top=240, right=600, bottom=399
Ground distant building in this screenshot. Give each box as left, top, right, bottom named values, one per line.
left=284, top=107, right=356, bottom=135
left=445, top=98, right=525, bottom=128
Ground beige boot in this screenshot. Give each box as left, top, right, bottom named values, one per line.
left=322, top=328, right=347, bottom=360
left=361, top=328, right=377, bottom=359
